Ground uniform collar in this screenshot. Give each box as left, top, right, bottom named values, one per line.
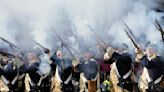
left=148, top=54, right=156, bottom=61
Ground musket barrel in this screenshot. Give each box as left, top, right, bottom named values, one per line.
left=155, top=19, right=163, bottom=31
left=87, top=25, right=108, bottom=52
left=53, top=30, right=75, bottom=59
left=124, top=29, right=139, bottom=50
left=155, top=19, right=164, bottom=43
left=122, top=21, right=142, bottom=50
left=0, top=36, right=21, bottom=50
left=31, top=39, right=45, bottom=49
left=0, top=50, right=16, bottom=57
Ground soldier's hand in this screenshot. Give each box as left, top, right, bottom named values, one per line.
left=135, top=48, right=143, bottom=54
left=135, top=48, right=139, bottom=54
left=44, top=48, right=50, bottom=54
left=135, top=48, right=145, bottom=63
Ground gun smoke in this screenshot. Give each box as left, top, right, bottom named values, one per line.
left=0, top=0, right=164, bottom=58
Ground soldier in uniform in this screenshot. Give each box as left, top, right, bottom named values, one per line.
left=38, top=50, right=51, bottom=92
left=51, top=50, right=73, bottom=92
left=23, top=49, right=52, bottom=92
left=23, top=52, right=41, bottom=92
left=136, top=44, right=164, bottom=92
left=72, top=58, right=80, bottom=92
left=0, top=52, right=21, bottom=92
left=0, top=53, right=9, bottom=92
left=50, top=50, right=62, bottom=92
left=77, top=52, right=98, bottom=92
left=104, top=45, right=135, bottom=92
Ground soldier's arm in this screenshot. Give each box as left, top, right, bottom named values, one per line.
left=104, top=47, right=118, bottom=64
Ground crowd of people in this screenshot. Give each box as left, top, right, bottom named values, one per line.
left=0, top=41, right=164, bottom=92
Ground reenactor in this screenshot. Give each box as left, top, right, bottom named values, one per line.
left=136, top=44, right=164, bottom=92
left=51, top=50, right=73, bottom=92
left=38, top=52, right=51, bottom=92
left=104, top=45, right=135, bottom=92
left=72, top=57, right=80, bottom=92
left=77, top=52, right=98, bottom=92
left=0, top=54, right=20, bottom=92
left=23, top=52, right=40, bottom=92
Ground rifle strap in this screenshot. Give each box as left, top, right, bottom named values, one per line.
left=143, top=68, right=152, bottom=83
left=64, top=73, right=72, bottom=84
left=25, top=73, right=34, bottom=87
left=56, top=66, right=72, bottom=84
left=37, top=73, right=49, bottom=86
left=18, top=74, right=25, bottom=80
left=113, top=62, right=132, bottom=79
left=56, top=66, right=62, bottom=83
left=25, top=73, right=48, bottom=87
left=1, top=75, right=9, bottom=85
left=154, top=75, right=163, bottom=84
left=11, top=73, right=19, bottom=85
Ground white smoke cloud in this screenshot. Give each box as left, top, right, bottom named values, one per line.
left=0, top=0, right=164, bottom=56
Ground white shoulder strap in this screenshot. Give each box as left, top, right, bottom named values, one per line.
left=1, top=75, right=9, bottom=85
left=64, top=73, right=72, bottom=84
left=144, top=67, right=152, bottom=83
left=113, top=62, right=121, bottom=78
left=11, top=73, right=19, bottom=85
left=154, top=75, right=163, bottom=84
left=56, top=66, right=62, bottom=83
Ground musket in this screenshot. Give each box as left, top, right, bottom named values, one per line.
left=0, top=36, right=25, bottom=60
left=30, top=38, right=45, bottom=49
left=0, top=49, right=27, bottom=67
left=53, top=31, right=75, bottom=59
left=0, top=36, right=21, bottom=51
left=64, top=29, right=81, bottom=56
left=122, top=21, right=136, bottom=40
left=155, top=19, right=164, bottom=42
left=122, top=21, right=142, bottom=50
left=124, top=29, right=140, bottom=50
left=29, top=38, right=50, bottom=53
left=0, top=37, right=26, bottom=64
left=0, top=50, right=16, bottom=57
left=87, top=25, right=108, bottom=52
